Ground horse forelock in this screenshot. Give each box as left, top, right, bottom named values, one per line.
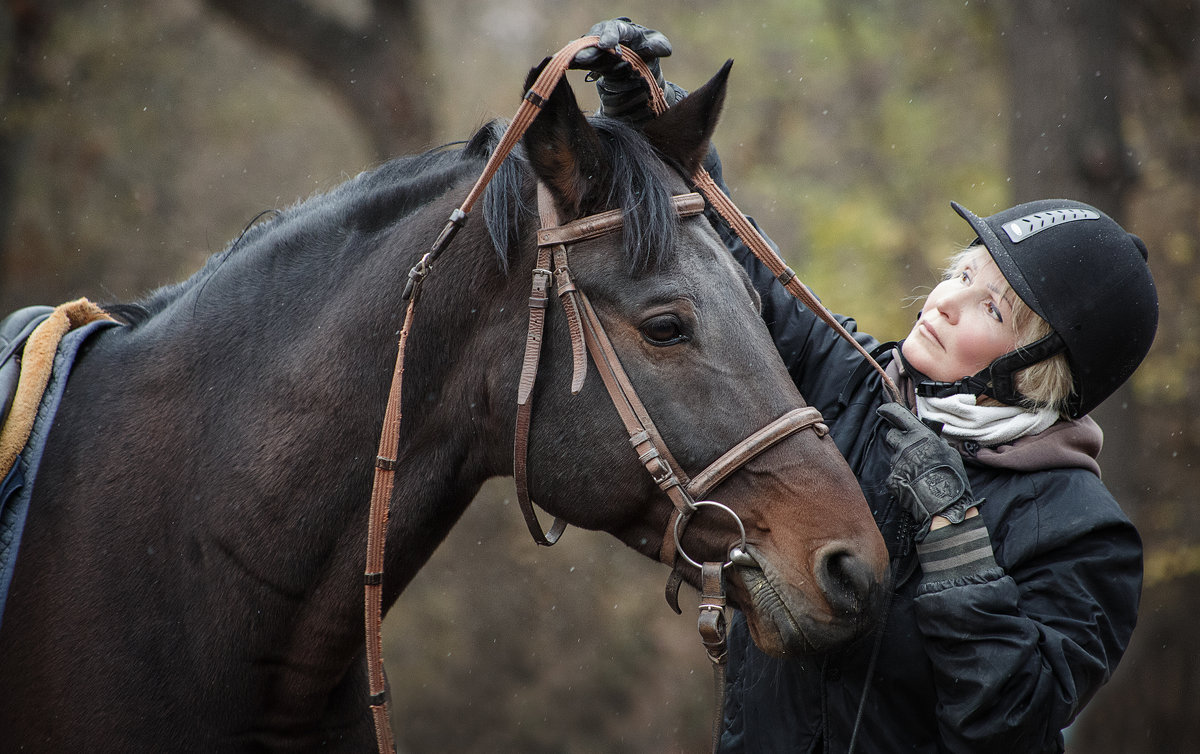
left=481, top=116, right=684, bottom=275
left=589, top=117, right=684, bottom=273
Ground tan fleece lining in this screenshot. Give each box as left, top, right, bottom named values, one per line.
left=0, top=299, right=115, bottom=479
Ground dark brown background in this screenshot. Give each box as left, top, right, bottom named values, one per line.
left=3, top=1, right=1196, bottom=750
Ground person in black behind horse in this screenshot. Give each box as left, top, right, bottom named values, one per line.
left=573, top=18, right=1156, bottom=753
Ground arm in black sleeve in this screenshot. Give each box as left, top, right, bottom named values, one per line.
left=914, top=472, right=1142, bottom=752
left=701, top=146, right=881, bottom=415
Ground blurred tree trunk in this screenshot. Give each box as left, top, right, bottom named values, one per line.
left=0, top=0, right=54, bottom=272
left=1074, top=2, right=1200, bottom=752
left=1122, top=0, right=1200, bottom=422
left=1125, top=0, right=1200, bottom=118
left=989, top=0, right=1144, bottom=506
left=203, top=0, right=434, bottom=161
left=990, top=3, right=1200, bottom=752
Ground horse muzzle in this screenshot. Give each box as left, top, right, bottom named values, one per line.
left=729, top=543, right=887, bottom=657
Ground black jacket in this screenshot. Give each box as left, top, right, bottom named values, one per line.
left=707, top=167, right=1142, bottom=753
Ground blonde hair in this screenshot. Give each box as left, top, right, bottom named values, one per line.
left=943, top=246, right=1075, bottom=417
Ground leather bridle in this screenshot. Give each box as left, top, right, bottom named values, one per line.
left=361, top=36, right=900, bottom=754
left=512, top=184, right=835, bottom=752
left=515, top=181, right=829, bottom=584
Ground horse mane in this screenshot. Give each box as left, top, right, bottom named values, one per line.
left=106, top=116, right=683, bottom=326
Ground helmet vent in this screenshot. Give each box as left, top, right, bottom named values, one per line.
left=1001, top=208, right=1100, bottom=243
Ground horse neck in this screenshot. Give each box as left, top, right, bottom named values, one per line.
left=73, top=190, right=525, bottom=678
left=173, top=191, right=526, bottom=559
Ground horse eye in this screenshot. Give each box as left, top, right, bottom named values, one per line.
left=640, top=314, right=689, bottom=346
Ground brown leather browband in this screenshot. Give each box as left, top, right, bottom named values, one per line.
left=536, top=193, right=706, bottom=247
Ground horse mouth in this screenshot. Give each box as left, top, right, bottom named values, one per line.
left=730, top=545, right=882, bottom=657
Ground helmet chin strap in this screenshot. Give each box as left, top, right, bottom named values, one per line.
left=904, top=332, right=1067, bottom=407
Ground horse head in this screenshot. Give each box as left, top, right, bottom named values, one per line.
left=510, top=63, right=889, bottom=656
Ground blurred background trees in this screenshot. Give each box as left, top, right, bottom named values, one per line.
left=2, top=0, right=1196, bottom=750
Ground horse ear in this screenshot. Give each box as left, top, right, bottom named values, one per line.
left=521, top=65, right=609, bottom=219
left=642, top=60, right=733, bottom=176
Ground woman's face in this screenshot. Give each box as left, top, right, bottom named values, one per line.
left=901, top=250, right=1019, bottom=382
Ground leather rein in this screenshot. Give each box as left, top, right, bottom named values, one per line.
left=361, top=37, right=900, bottom=754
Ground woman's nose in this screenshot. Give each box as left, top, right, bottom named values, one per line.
left=926, top=289, right=960, bottom=324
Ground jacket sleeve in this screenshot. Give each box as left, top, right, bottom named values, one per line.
left=701, top=148, right=881, bottom=418
left=913, top=470, right=1142, bottom=753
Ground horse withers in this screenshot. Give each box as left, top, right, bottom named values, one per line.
left=0, top=63, right=887, bottom=749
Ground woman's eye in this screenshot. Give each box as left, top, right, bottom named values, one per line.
left=987, top=302, right=1004, bottom=323
left=640, top=315, right=689, bottom=346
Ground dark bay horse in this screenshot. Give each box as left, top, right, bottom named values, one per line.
left=0, top=65, right=887, bottom=750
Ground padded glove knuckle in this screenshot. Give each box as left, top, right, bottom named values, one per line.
left=911, top=465, right=966, bottom=509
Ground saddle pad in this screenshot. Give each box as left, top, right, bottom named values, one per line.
left=0, top=306, right=55, bottom=429
left=0, top=318, right=118, bottom=633
left=1, top=299, right=114, bottom=479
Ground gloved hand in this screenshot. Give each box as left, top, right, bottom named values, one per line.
left=570, top=17, right=685, bottom=125
left=877, top=402, right=978, bottom=542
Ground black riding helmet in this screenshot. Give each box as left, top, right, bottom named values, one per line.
left=914, top=199, right=1158, bottom=418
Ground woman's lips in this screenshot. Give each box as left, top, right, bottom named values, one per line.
left=917, top=319, right=943, bottom=349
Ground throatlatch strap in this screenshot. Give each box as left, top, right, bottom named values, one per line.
left=513, top=215, right=568, bottom=546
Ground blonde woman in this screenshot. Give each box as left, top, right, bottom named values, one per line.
left=576, top=18, right=1158, bottom=753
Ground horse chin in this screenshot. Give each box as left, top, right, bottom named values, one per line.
left=730, top=548, right=870, bottom=658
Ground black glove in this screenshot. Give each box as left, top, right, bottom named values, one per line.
left=570, top=17, right=685, bottom=125
left=877, top=402, right=978, bottom=542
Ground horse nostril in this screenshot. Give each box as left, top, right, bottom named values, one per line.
left=814, top=543, right=877, bottom=619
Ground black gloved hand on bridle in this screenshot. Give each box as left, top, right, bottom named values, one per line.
left=570, top=17, right=686, bottom=125
left=877, top=402, right=979, bottom=542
